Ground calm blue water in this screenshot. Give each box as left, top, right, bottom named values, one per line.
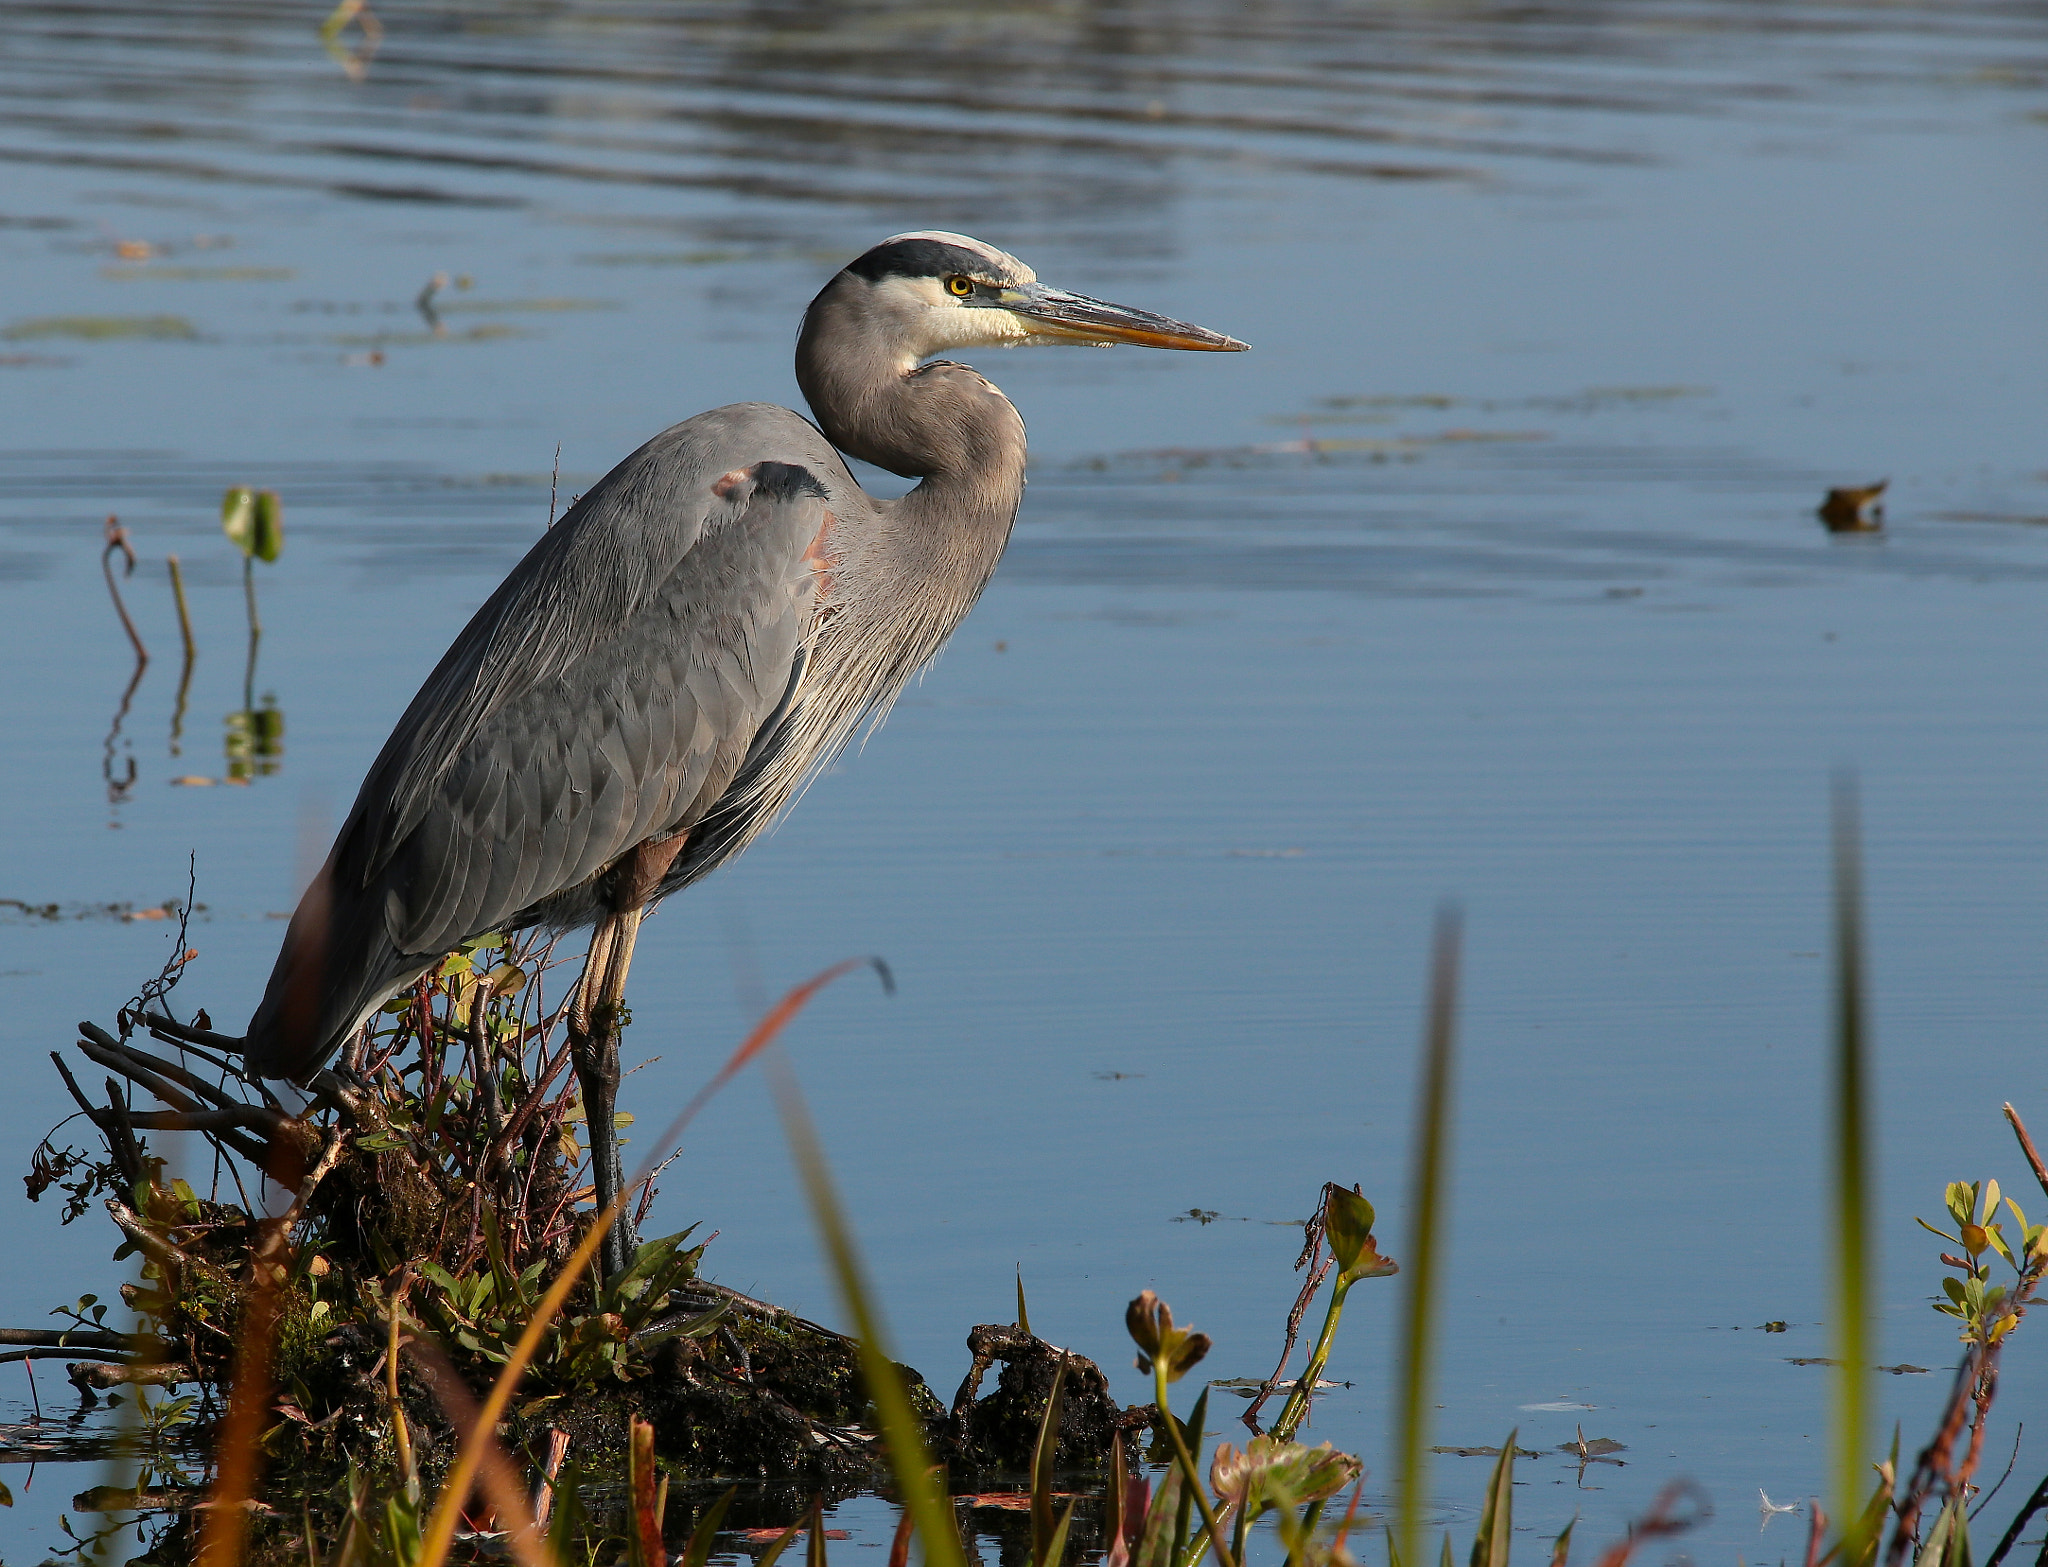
left=2, top=2, right=2046, bottom=1561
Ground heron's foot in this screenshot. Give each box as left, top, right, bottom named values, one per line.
left=305, top=1064, right=374, bottom=1112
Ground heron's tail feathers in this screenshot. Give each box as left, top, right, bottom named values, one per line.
left=242, top=857, right=424, bottom=1084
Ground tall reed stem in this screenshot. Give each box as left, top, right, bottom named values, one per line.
left=1395, top=909, right=1460, bottom=1567
left=1270, top=1276, right=1354, bottom=1443
left=1831, top=778, right=1875, bottom=1560
left=1153, top=1360, right=1239, bottom=1567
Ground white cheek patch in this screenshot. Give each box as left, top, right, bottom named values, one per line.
left=924, top=303, right=1033, bottom=352
left=870, top=274, right=1034, bottom=357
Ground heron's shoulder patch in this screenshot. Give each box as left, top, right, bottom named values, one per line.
left=750, top=461, right=829, bottom=505
left=709, top=460, right=828, bottom=506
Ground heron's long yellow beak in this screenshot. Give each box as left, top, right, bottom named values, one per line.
left=1001, top=283, right=1249, bottom=351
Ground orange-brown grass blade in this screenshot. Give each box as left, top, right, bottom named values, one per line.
left=196, top=1215, right=288, bottom=1567
left=199, top=1132, right=319, bottom=1564
left=1585, top=1480, right=1709, bottom=1567
left=887, top=1507, right=916, bottom=1567
left=416, top=958, right=888, bottom=1567
left=629, top=1416, right=666, bottom=1567
left=771, top=1055, right=966, bottom=1567
left=653, top=957, right=891, bottom=1167
left=413, top=1110, right=622, bottom=1567
left=403, top=1335, right=550, bottom=1567
left=198, top=863, right=333, bottom=1567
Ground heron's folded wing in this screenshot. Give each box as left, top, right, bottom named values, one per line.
left=333, top=433, right=829, bottom=960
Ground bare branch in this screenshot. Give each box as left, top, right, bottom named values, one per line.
left=0, top=1328, right=136, bottom=1351
left=106, top=1198, right=195, bottom=1269
left=2006, top=1104, right=2048, bottom=1201
left=67, top=1360, right=193, bottom=1390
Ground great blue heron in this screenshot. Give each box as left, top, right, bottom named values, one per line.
left=243, top=232, right=1245, bottom=1271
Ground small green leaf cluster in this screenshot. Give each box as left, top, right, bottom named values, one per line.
left=397, top=1217, right=723, bottom=1391
left=1916, top=1177, right=2047, bottom=1346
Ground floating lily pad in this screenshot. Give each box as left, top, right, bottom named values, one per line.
left=576, top=248, right=753, bottom=267
left=1432, top=1444, right=1542, bottom=1458
left=435, top=296, right=619, bottom=314
left=100, top=265, right=294, bottom=282
left=2, top=314, right=199, bottom=342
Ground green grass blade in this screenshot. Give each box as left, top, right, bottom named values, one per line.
left=1041, top=1500, right=1077, bottom=1567
left=1395, top=909, right=1462, bottom=1567
left=1017, top=1268, right=1033, bottom=1337
left=1031, top=1357, right=1070, bottom=1565
left=682, top=1487, right=736, bottom=1567
left=808, top=1497, right=830, bottom=1567
left=1469, top=1431, right=1516, bottom=1567
left=755, top=1516, right=805, bottom=1567
left=1135, top=1464, right=1185, bottom=1567
left=771, top=1058, right=964, bottom=1567
left=1548, top=1515, right=1576, bottom=1567
left=1831, top=779, right=1876, bottom=1561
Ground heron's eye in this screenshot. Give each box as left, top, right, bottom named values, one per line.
left=945, top=275, right=974, bottom=298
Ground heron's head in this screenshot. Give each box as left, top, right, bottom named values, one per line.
left=821, top=231, right=1249, bottom=366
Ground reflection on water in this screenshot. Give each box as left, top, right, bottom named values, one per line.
left=97, top=517, right=147, bottom=816
left=223, top=694, right=283, bottom=782
left=1, top=0, right=2045, bottom=1561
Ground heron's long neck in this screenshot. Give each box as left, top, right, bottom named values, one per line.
left=795, top=298, right=1028, bottom=548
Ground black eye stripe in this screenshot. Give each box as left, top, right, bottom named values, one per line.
left=847, top=237, right=1012, bottom=285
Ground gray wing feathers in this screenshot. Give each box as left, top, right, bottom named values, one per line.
left=379, top=463, right=818, bottom=954
left=245, top=405, right=839, bottom=1078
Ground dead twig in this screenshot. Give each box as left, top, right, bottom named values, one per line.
left=66, top=1360, right=193, bottom=1390
left=101, top=516, right=148, bottom=666
left=0, top=1328, right=137, bottom=1351
left=0, top=1347, right=132, bottom=1366
left=1589, top=1479, right=1711, bottom=1567
left=1243, top=1188, right=1336, bottom=1434
left=106, top=1198, right=195, bottom=1270
left=1982, top=1471, right=2048, bottom=1567
left=48, top=1052, right=145, bottom=1187
left=283, top=1126, right=348, bottom=1234
left=1971, top=1423, right=2025, bottom=1520
left=88, top=1025, right=277, bottom=1121
left=2007, top=1103, right=2048, bottom=1200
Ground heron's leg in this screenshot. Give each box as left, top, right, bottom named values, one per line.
left=567, top=912, right=632, bottom=1277
left=567, top=911, right=621, bottom=1246
left=574, top=831, right=690, bottom=1277
left=569, top=904, right=658, bottom=1278
left=571, top=915, right=618, bottom=1039
left=597, top=907, right=643, bottom=1017
left=588, top=905, right=644, bottom=1276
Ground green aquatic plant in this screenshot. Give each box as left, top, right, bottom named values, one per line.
left=1268, top=1185, right=1398, bottom=1444
left=220, top=484, right=280, bottom=635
